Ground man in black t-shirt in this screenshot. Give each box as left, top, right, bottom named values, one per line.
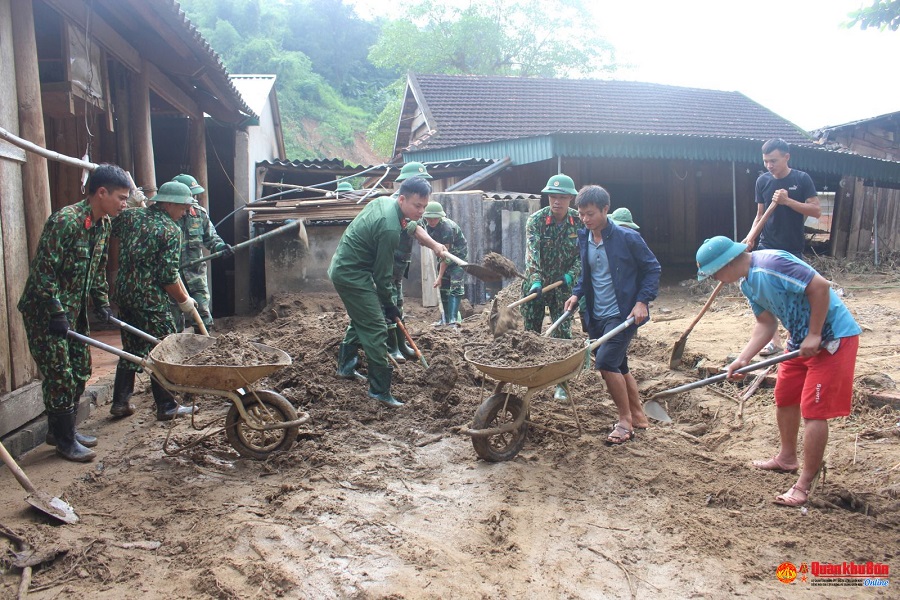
left=751, top=138, right=822, bottom=355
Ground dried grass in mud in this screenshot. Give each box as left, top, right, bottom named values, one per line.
left=2, top=270, right=898, bottom=599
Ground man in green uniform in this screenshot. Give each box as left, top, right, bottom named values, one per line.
left=170, top=173, right=233, bottom=331
left=18, top=164, right=131, bottom=462
left=388, top=162, right=433, bottom=362
left=329, top=177, right=446, bottom=407
left=422, top=201, right=468, bottom=326
left=110, top=181, right=201, bottom=420
left=522, top=173, right=582, bottom=400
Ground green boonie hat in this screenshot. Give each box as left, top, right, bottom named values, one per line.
left=172, top=173, right=204, bottom=195
left=541, top=174, right=577, bottom=196
left=696, top=236, right=748, bottom=281
left=396, top=162, right=432, bottom=181
left=336, top=182, right=354, bottom=192
left=610, top=207, right=640, bottom=230
left=153, top=181, right=194, bottom=205
left=422, top=201, right=446, bottom=219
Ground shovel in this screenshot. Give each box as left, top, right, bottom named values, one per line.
left=181, top=220, right=308, bottom=270
left=651, top=349, right=800, bottom=401
left=542, top=309, right=573, bottom=337
left=489, top=280, right=565, bottom=337
left=395, top=318, right=428, bottom=368
left=443, top=252, right=504, bottom=282
left=0, top=440, right=78, bottom=524
left=668, top=200, right=779, bottom=369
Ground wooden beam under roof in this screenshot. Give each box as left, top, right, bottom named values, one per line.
left=43, top=0, right=141, bottom=72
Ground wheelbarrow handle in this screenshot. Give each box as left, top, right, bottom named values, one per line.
left=508, top=280, right=564, bottom=309
left=108, top=315, right=161, bottom=345
left=649, top=349, right=802, bottom=400
left=542, top=309, right=573, bottom=337
left=66, top=330, right=148, bottom=368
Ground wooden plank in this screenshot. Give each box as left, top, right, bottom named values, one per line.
left=0, top=0, right=37, bottom=388
left=12, top=0, right=53, bottom=260
left=146, top=61, right=200, bottom=119
left=43, top=0, right=141, bottom=72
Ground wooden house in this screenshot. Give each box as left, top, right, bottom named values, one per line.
left=394, top=73, right=900, bottom=265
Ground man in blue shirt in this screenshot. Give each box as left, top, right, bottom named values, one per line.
left=564, top=185, right=661, bottom=445
left=696, top=237, right=861, bottom=507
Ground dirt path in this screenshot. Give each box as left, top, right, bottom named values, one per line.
left=1, top=268, right=898, bottom=599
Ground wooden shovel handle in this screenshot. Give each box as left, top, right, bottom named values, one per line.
left=0, top=440, right=37, bottom=494
left=395, top=318, right=425, bottom=363
left=508, top=280, right=564, bottom=309
left=443, top=252, right=467, bottom=268
left=742, top=198, right=779, bottom=246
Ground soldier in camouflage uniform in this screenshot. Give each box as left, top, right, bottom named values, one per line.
left=329, top=177, right=446, bottom=408
left=169, top=173, right=233, bottom=331
left=17, top=164, right=131, bottom=462
left=110, top=181, right=201, bottom=421
left=422, top=201, right=468, bottom=326
left=388, top=162, right=433, bottom=362
left=522, top=174, right=582, bottom=400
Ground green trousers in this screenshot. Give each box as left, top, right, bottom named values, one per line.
left=333, top=281, right=389, bottom=369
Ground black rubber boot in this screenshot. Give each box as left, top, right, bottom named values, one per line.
left=336, top=343, right=367, bottom=382
left=47, top=409, right=96, bottom=462
left=386, top=327, right=406, bottom=364
left=46, top=387, right=98, bottom=447
left=367, top=365, right=403, bottom=408
left=110, top=365, right=136, bottom=418
left=151, top=378, right=198, bottom=421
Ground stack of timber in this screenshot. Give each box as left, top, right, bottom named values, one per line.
left=248, top=189, right=391, bottom=223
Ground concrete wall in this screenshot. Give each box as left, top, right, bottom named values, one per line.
left=264, top=224, right=344, bottom=295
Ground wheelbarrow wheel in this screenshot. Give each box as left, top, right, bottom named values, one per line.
left=225, top=390, right=298, bottom=459
left=471, top=393, right=527, bottom=462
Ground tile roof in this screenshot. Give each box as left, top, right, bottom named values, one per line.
left=407, top=74, right=812, bottom=151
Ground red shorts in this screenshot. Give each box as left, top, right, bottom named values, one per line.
left=774, top=335, right=859, bottom=419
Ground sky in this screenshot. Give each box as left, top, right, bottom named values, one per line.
left=349, top=0, right=899, bottom=131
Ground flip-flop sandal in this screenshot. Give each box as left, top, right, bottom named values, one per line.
left=773, top=484, right=809, bottom=507
left=605, top=424, right=634, bottom=446
left=750, top=457, right=799, bottom=473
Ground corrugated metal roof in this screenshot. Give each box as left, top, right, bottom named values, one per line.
left=258, top=157, right=496, bottom=173
left=230, top=75, right=276, bottom=116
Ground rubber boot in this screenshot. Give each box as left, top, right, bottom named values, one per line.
left=47, top=409, right=96, bottom=462
left=46, top=399, right=98, bottom=448
left=554, top=384, right=569, bottom=401
left=336, top=343, right=367, bottom=382
left=386, top=326, right=406, bottom=364
left=151, top=378, right=198, bottom=421
left=367, top=364, right=403, bottom=408
left=110, top=365, right=136, bottom=417
left=447, top=295, right=462, bottom=326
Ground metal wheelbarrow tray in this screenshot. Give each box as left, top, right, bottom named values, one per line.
left=462, top=318, right=635, bottom=462
left=69, top=331, right=309, bottom=459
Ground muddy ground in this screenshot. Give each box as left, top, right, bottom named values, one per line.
left=1, top=258, right=898, bottom=599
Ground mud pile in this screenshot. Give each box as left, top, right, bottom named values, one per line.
left=481, top=252, right=523, bottom=279
left=466, top=329, right=583, bottom=367
left=184, top=332, right=282, bottom=366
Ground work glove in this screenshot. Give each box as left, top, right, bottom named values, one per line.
left=382, top=303, right=402, bottom=323
left=48, top=312, right=70, bottom=337
left=221, top=244, right=235, bottom=258
left=562, top=273, right=574, bottom=288
left=93, top=304, right=114, bottom=323
left=178, top=297, right=199, bottom=315
left=528, top=282, right=543, bottom=301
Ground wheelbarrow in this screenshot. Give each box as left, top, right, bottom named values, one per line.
left=462, top=318, right=635, bottom=461
left=67, top=331, right=309, bottom=459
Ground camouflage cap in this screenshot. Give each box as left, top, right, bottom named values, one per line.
left=172, top=173, right=205, bottom=195
left=396, top=162, right=432, bottom=181
left=153, top=181, right=194, bottom=205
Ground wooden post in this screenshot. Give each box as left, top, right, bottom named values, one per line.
left=189, top=115, right=208, bottom=210
left=130, top=61, right=156, bottom=197
left=11, top=0, right=51, bottom=260
left=0, top=0, right=38, bottom=389
left=111, top=61, right=133, bottom=174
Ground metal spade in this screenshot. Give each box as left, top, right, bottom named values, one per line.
left=0, top=440, right=78, bottom=524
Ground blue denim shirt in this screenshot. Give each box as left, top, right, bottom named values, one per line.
left=572, top=220, right=661, bottom=330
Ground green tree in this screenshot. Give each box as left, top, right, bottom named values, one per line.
left=846, top=0, right=900, bottom=30
left=366, top=0, right=619, bottom=156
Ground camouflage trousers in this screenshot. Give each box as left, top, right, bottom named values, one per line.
left=519, top=282, right=573, bottom=339
left=438, top=264, right=465, bottom=297
left=118, top=305, right=176, bottom=373
left=23, top=315, right=90, bottom=412
left=170, top=270, right=213, bottom=331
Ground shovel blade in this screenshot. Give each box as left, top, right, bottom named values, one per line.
left=668, top=335, right=688, bottom=369
left=463, top=264, right=503, bottom=282
left=26, top=491, right=79, bottom=524
left=643, top=400, right=672, bottom=424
